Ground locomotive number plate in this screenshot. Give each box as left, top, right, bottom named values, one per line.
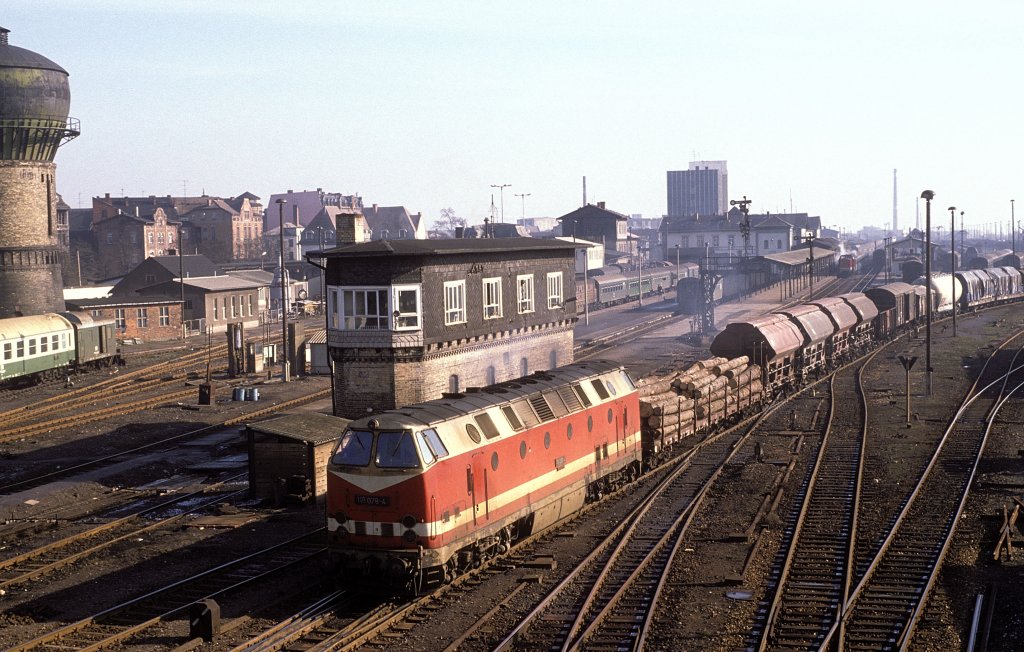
left=355, top=495, right=390, bottom=506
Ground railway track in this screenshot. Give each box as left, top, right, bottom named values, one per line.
left=817, top=330, right=1024, bottom=650
left=750, top=348, right=879, bottom=649
left=0, top=475, right=248, bottom=592
left=0, top=388, right=331, bottom=495
left=491, top=387, right=819, bottom=651
left=5, top=529, right=327, bottom=652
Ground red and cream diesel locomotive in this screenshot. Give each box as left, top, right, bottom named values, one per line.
left=326, top=360, right=640, bottom=594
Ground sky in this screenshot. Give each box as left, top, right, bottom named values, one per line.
left=5, top=1, right=1023, bottom=234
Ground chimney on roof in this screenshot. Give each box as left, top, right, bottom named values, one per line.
left=287, top=189, right=293, bottom=194
left=597, top=201, right=605, bottom=210
left=0, top=27, right=9, bottom=47
left=292, top=205, right=300, bottom=224
left=105, top=192, right=110, bottom=199
left=316, top=187, right=322, bottom=192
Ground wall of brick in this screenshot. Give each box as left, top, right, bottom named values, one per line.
left=333, top=324, right=573, bottom=418
left=87, top=304, right=183, bottom=341
left=0, top=161, right=64, bottom=316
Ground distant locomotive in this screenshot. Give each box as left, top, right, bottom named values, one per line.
left=837, top=253, right=857, bottom=277
left=0, top=312, right=121, bottom=385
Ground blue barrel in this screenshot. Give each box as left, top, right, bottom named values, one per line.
left=232, top=387, right=245, bottom=401
left=245, top=387, right=260, bottom=402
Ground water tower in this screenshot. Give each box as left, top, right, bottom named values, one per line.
left=0, top=27, right=79, bottom=317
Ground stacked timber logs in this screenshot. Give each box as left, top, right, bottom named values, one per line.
left=638, top=355, right=763, bottom=446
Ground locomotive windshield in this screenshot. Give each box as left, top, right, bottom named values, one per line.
left=332, top=429, right=373, bottom=466
left=376, top=430, right=420, bottom=468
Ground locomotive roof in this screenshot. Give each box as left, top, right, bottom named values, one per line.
left=352, top=360, right=627, bottom=429
left=0, top=313, right=73, bottom=341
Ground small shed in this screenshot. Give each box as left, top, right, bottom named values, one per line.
left=246, top=412, right=349, bottom=507
left=306, top=329, right=331, bottom=375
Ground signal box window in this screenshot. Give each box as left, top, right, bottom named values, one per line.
left=392, top=285, right=421, bottom=330
left=517, top=275, right=535, bottom=314
left=343, top=288, right=389, bottom=330
left=483, top=277, right=502, bottom=319
left=444, top=280, right=466, bottom=325
left=546, top=272, right=563, bottom=309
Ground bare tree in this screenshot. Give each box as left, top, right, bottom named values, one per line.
left=438, top=207, right=466, bottom=233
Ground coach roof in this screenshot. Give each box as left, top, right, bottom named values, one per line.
left=318, top=237, right=576, bottom=260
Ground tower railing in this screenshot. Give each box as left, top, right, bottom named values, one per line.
left=0, top=115, right=80, bottom=161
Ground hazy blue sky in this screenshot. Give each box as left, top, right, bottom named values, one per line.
left=6, top=1, right=1022, bottom=233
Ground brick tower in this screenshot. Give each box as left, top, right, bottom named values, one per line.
left=0, top=27, right=79, bottom=317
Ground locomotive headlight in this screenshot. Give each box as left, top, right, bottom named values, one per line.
left=401, top=514, right=417, bottom=529
left=335, top=512, right=347, bottom=524
left=403, top=530, right=418, bottom=543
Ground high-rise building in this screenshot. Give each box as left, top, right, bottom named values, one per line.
left=0, top=27, right=79, bottom=316
left=666, top=160, right=728, bottom=218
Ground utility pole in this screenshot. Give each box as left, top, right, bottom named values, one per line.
left=802, top=233, right=816, bottom=300
left=490, top=184, right=511, bottom=223
left=276, top=198, right=290, bottom=383
left=921, top=190, right=935, bottom=396
left=515, top=192, right=531, bottom=222
left=948, top=206, right=957, bottom=337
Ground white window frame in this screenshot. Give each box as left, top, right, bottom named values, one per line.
left=342, top=287, right=390, bottom=330
left=444, top=280, right=466, bottom=325
left=483, top=277, right=502, bottom=319
left=546, top=272, right=563, bottom=309
left=517, top=274, right=535, bottom=314
left=159, top=306, right=170, bottom=326
left=392, top=284, right=421, bottom=330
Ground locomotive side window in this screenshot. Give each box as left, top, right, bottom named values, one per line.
left=590, top=379, right=610, bottom=400
left=466, top=423, right=482, bottom=444
left=421, top=428, right=449, bottom=459
left=3, top=342, right=10, bottom=360
left=415, top=432, right=436, bottom=466
left=475, top=413, right=501, bottom=439
left=376, top=431, right=421, bottom=469
left=605, top=380, right=617, bottom=396
left=332, top=430, right=373, bottom=466
left=501, top=406, right=524, bottom=431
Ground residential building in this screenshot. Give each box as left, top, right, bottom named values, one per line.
left=666, top=160, right=728, bottom=217
left=361, top=204, right=427, bottom=240
left=264, top=222, right=304, bottom=263
left=556, top=202, right=636, bottom=260
left=317, top=238, right=577, bottom=417
left=660, top=210, right=821, bottom=261
left=264, top=188, right=363, bottom=229
left=93, top=207, right=181, bottom=279
left=91, top=192, right=264, bottom=267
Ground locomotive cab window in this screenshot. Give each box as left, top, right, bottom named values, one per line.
left=332, top=429, right=373, bottom=466
left=421, top=428, right=449, bottom=459
left=376, top=430, right=421, bottom=469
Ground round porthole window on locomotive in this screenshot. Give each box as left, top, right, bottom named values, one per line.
left=605, top=380, right=617, bottom=396
left=567, top=423, right=573, bottom=440
left=466, top=424, right=481, bottom=444
left=491, top=452, right=499, bottom=471
left=587, top=415, right=594, bottom=432
left=544, top=431, right=551, bottom=449
left=607, top=407, right=614, bottom=423
left=519, top=441, right=527, bottom=459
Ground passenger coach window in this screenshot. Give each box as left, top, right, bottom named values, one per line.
left=376, top=431, right=421, bottom=468
left=332, top=430, right=373, bottom=466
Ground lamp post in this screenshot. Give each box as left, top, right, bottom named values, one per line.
left=515, top=192, right=531, bottom=222
left=921, top=190, right=934, bottom=395
left=948, top=206, right=957, bottom=337
left=491, top=184, right=511, bottom=223
left=276, top=198, right=290, bottom=383
left=178, top=225, right=185, bottom=339
left=1012, top=199, right=1016, bottom=257
left=675, top=243, right=680, bottom=271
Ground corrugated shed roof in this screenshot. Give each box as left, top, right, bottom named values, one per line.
left=322, top=237, right=575, bottom=259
